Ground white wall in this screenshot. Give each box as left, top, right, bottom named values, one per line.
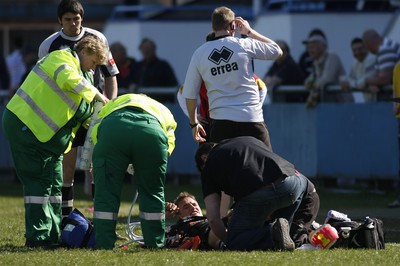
left=103, top=12, right=394, bottom=85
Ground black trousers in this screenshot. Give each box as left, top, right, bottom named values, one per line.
left=209, top=119, right=272, bottom=150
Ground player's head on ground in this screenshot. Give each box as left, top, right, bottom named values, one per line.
left=58, top=0, right=84, bottom=36
left=174, top=192, right=203, bottom=219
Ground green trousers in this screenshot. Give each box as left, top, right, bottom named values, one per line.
left=2, top=109, right=68, bottom=244
left=93, top=108, right=169, bottom=249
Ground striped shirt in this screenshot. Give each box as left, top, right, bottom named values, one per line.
left=376, top=38, right=400, bottom=72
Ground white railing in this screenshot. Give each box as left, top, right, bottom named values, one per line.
left=272, top=84, right=393, bottom=103
left=1, top=85, right=391, bottom=105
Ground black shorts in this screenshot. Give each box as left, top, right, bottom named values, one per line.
left=209, top=119, right=272, bottom=150
left=72, top=126, right=88, bottom=148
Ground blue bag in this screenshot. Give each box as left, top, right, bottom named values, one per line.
left=61, top=208, right=95, bottom=248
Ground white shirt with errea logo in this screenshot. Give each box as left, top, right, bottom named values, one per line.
left=182, top=36, right=280, bottom=122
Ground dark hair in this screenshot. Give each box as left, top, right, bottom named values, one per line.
left=57, top=0, right=84, bottom=20
left=194, top=142, right=217, bottom=172
left=276, top=40, right=290, bottom=54
left=351, top=37, right=363, bottom=46
left=139, top=38, right=156, bottom=51
left=308, top=28, right=326, bottom=39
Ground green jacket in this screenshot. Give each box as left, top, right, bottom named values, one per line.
left=92, top=93, right=177, bottom=155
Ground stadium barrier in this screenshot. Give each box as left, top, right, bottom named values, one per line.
left=0, top=85, right=397, bottom=182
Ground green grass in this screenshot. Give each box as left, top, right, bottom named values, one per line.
left=0, top=179, right=399, bottom=266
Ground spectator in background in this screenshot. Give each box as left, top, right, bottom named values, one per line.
left=133, top=38, right=178, bottom=102
left=263, top=40, right=305, bottom=102
left=362, top=29, right=400, bottom=94
left=303, top=34, right=346, bottom=108
left=6, top=37, right=27, bottom=96
left=20, top=46, right=38, bottom=83
left=0, top=55, right=10, bottom=91
left=110, top=42, right=137, bottom=93
left=340, top=37, right=376, bottom=103
left=298, top=28, right=326, bottom=78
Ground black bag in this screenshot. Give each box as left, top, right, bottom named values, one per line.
left=328, top=217, right=385, bottom=249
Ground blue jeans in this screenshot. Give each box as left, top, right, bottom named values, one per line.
left=226, top=173, right=308, bottom=251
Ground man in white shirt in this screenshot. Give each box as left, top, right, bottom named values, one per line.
left=340, top=37, right=376, bottom=102
left=181, top=6, right=282, bottom=149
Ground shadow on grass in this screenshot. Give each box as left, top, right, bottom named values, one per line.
left=0, top=244, right=34, bottom=253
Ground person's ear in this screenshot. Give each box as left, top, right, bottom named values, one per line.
left=230, top=21, right=235, bottom=31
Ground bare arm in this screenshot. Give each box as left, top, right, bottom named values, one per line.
left=204, top=193, right=227, bottom=241
left=366, top=67, right=393, bottom=88
left=104, top=76, right=118, bottom=99
left=235, top=17, right=282, bottom=49
left=186, top=98, right=206, bottom=143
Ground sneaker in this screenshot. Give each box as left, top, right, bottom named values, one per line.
left=272, top=218, right=295, bottom=251
left=388, top=199, right=400, bottom=208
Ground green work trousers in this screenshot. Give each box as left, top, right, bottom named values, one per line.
left=2, top=109, right=70, bottom=244
left=93, top=108, right=169, bottom=249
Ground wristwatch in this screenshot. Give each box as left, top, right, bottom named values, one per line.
left=190, top=122, right=198, bottom=128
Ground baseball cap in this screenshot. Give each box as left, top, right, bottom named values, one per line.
left=302, top=35, right=326, bottom=45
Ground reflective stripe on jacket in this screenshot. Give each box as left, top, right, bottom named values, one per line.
left=6, top=48, right=98, bottom=144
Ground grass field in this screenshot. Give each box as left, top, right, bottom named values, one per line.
left=0, top=178, right=399, bottom=266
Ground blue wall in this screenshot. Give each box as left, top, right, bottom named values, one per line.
left=166, top=102, right=399, bottom=180
left=1, top=102, right=398, bottom=180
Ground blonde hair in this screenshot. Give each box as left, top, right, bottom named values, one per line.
left=74, top=35, right=108, bottom=65
left=212, top=6, right=235, bottom=32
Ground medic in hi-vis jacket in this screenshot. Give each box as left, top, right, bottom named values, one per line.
left=1, top=35, right=109, bottom=248
left=90, top=93, right=177, bottom=249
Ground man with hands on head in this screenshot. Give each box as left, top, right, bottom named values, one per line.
left=182, top=6, right=282, bottom=149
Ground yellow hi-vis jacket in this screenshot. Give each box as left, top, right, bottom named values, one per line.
left=91, top=93, right=177, bottom=156
left=6, top=48, right=98, bottom=151
left=393, top=63, right=400, bottom=119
